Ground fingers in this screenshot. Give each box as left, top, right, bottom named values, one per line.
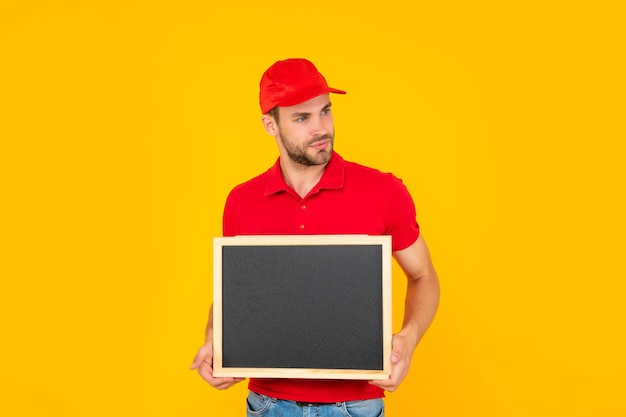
left=370, top=376, right=399, bottom=392
left=369, top=336, right=409, bottom=392
left=191, top=343, right=243, bottom=389
left=369, top=365, right=405, bottom=392
left=210, top=377, right=245, bottom=390
left=190, top=344, right=213, bottom=370
left=189, top=355, right=204, bottom=370
left=197, top=359, right=244, bottom=390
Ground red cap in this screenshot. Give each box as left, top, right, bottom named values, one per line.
left=259, top=58, right=346, bottom=114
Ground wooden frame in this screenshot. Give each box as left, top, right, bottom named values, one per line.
left=213, top=234, right=392, bottom=380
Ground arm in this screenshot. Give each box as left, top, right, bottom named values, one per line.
left=370, top=235, right=440, bottom=392
left=189, top=304, right=244, bottom=390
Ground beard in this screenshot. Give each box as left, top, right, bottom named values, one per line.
left=278, top=130, right=335, bottom=167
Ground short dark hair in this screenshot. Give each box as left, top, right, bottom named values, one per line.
left=266, top=106, right=280, bottom=124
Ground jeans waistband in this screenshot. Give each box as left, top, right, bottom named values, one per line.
left=295, top=401, right=340, bottom=407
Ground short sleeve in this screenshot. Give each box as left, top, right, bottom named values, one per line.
left=387, top=176, right=420, bottom=251
left=222, top=190, right=239, bottom=237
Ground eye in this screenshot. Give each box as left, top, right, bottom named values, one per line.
left=295, top=116, right=307, bottom=123
left=321, top=107, right=331, bottom=115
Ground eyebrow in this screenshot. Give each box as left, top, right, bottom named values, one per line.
left=289, top=102, right=332, bottom=119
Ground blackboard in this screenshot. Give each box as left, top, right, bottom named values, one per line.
left=213, top=235, right=392, bottom=380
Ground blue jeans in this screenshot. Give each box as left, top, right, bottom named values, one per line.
left=246, top=391, right=385, bottom=417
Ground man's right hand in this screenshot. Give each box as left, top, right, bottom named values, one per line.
left=190, top=343, right=245, bottom=390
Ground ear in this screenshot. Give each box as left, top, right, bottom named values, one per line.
left=261, top=114, right=279, bottom=136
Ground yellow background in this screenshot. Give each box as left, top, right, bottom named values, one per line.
left=1, top=1, right=624, bottom=416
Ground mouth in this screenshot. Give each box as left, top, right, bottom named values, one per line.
left=309, top=140, right=330, bottom=150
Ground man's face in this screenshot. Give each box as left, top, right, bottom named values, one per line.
left=275, top=94, right=335, bottom=167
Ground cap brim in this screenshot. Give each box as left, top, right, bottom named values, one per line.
left=277, top=87, right=346, bottom=108
left=328, top=87, right=346, bottom=95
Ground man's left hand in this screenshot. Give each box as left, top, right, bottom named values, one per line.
left=369, top=331, right=417, bottom=392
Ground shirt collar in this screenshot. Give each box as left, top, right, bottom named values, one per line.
left=264, top=151, right=346, bottom=197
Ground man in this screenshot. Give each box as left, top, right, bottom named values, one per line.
left=191, top=58, right=440, bottom=417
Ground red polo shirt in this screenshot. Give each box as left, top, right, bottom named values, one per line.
left=222, top=151, right=419, bottom=402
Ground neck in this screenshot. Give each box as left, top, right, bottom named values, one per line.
left=280, top=158, right=328, bottom=198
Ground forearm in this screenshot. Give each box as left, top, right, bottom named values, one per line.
left=400, top=270, right=440, bottom=350
left=393, top=236, right=440, bottom=352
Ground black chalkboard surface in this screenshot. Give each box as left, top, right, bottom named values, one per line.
left=213, top=235, right=392, bottom=380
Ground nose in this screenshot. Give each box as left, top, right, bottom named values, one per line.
left=309, top=115, right=329, bottom=137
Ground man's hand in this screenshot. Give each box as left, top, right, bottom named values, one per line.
left=369, top=331, right=417, bottom=392
left=190, top=343, right=244, bottom=390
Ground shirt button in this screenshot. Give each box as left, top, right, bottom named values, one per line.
left=301, top=204, right=306, bottom=210
left=299, top=224, right=305, bottom=230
